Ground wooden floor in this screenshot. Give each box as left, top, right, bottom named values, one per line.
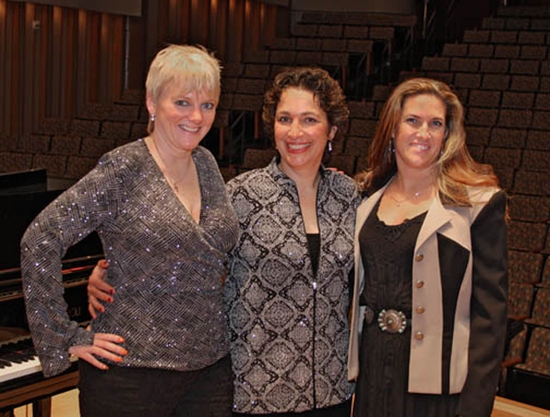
left=13, top=389, right=79, bottom=417
left=493, top=396, right=550, bottom=417
left=12, top=391, right=550, bottom=416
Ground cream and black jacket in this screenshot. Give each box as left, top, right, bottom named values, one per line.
left=348, top=181, right=508, bottom=417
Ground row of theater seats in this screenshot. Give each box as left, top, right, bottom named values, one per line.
left=501, top=283, right=550, bottom=409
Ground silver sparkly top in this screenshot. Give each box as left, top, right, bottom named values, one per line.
left=225, top=159, right=361, bottom=413
left=21, top=139, right=239, bottom=377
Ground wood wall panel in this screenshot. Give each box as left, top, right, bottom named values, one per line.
left=50, top=6, right=62, bottom=118
left=0, top=2, right=5, bottom=137
left=0, top=0, right=129, bottom=135
left=7, top=3, right=22, bottom=135
left=0, top=0, right=282, bottom=141
left=75, top=9, right=89, bottom=115
left=227, top=0, right=245, bottom=62
left=87, top=13, right=100, bottom=104
left=208, top=0, right=228, bottom=60
left=33, top=6, right=48, bottom=128
left=22, top=5, right=34, bottom=131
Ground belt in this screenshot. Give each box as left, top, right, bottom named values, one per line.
left=364, top=305, right=411, bottom=334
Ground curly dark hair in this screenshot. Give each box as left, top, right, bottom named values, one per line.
left=262, top=67, right=349, bottom=141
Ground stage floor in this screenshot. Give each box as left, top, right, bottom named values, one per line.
left=12, top=391, right=550, bottom=416
left=493, top=396, right=550, bottom=417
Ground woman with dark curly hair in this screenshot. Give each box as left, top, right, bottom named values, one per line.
left=225, top=67, right=359, bottom=417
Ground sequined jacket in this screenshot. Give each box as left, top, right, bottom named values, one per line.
left=21, top=139, right=239, bottom=378
left=348, top=181, right=508, bottom=417
left=225, top=158, right=361, bottom=414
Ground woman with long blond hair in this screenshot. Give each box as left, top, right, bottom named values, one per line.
left=348, top=77, right=508, bottom=417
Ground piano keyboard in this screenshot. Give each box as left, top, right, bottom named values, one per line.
left=0, top=336, right=40, bottom=383
left=0, top=336, right=77, bottom=383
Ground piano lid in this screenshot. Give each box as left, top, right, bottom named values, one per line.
left=0, top=188, right=103, bottom=272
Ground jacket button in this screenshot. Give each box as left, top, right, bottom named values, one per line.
left=414, top=332, right=424, bottom=341
left=415, top=254, right=424, bottom=262
left=415, top=280, right=425, bottom=289
left=416, top=306, right=425, bottom=314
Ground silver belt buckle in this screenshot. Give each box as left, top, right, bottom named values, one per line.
left=377, top=309, right=407, bottom=334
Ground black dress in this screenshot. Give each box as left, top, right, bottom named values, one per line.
left=353, top=201, right=460, bottom=417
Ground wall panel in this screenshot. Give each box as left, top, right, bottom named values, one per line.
left=0, top=0, right=282, bottom=159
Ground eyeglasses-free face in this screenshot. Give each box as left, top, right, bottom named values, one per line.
left=393, top=93, right=447, bottom=173
left=274, top=87, right=337, bottom=177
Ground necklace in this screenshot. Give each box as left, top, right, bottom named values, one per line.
left=165, top=173, right=186, bottom=193
left=149, top=138, right=189, bottom=194
left=389, top=191, right=422, bottom=205
left=388, top=184, right=434, bottom=206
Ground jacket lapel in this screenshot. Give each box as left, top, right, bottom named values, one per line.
left=415, top=196, right=452, bottom=251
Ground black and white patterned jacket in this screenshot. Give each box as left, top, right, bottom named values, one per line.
left=225, top=158, right=361, bottom=414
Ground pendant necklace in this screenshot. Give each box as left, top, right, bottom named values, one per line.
left=150, top=138, right=187, bottom=194
left=389, top=184, right=433, bottom=207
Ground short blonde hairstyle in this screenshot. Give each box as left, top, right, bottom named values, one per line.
left=357, top=77, right=498, bottom=205
left=145, top=44, right=221, bottom=132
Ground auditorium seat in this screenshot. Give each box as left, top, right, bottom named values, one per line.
left=507, top=220, right=546, bottom=253
left=500, top=322, right=527, bottom=396
left=326, top=154, right=357, bottom=176
left=526, top=287, right=550, bottom=328
left=504, top=323, right=528, bottom=366
left=516, top=326, right=550, bottom=375
left=508, top=195, right=550, bottom=223
left=538, top=258, right=550, bottom=288
left=508, top=282, right=535, bottom=320
left=505, top=326, right=550, bottom=410
left=508, top=250, right=543, bottom=284
left=241, top=148, right=277, bottom=171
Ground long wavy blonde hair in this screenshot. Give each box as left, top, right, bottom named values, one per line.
left=356, top=77, right=498, bottom=205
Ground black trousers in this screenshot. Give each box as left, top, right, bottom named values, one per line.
left=78, top=355, right=233, bottom=417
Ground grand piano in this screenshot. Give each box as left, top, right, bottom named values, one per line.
left=0, top=169, right=103, bottom=417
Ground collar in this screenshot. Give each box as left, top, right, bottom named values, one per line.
left=265, top=157, right=329, bottom=186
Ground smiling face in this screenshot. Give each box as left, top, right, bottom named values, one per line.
left=147, top=81, right=217, bottom=153
left=274, top=87, right=337, bottom=176
left=393, top=93, right=447, bottom=175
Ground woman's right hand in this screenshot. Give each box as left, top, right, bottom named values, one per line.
left=69, top=332, right=127, bottom=370
left=87, top=259, right=115, bottom=318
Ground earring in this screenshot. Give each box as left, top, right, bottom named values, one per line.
left=327, top=140, right=333, bottom=153
left=150, top=114, right=156, bottom=122
left=386, top=138, right=394, bottom=164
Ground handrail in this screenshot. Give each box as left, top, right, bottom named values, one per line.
left=347, top=53, right=368, bottom=100
left=341, top=0, right=501, bottom=100
left=419, top=0, right=500, bottom=56
left=228, top=111, right=248, bottom=167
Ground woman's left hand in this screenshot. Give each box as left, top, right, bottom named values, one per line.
left=68, top=332, right=127, bottom=370
left=87, top=259, right=114, bottom=318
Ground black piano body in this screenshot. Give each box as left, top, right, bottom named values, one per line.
left=0, top=172, right=103, bottom=416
